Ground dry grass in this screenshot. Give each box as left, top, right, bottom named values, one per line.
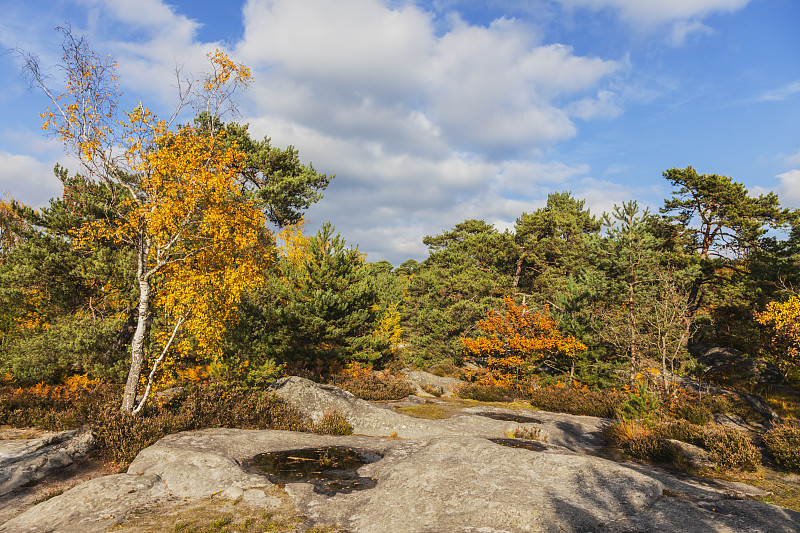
left=394, top=403, right=452, bottom=420
left=107, top=489, right=346, bottom=533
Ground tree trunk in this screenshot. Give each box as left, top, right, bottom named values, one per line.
left=121, top=277, right=151, bottom=412
left=121, top=236, right=152, bottom=413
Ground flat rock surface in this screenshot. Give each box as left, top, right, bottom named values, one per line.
left=268, top=376, right=609, bottom=451
left=2, top=379, right=799, bottom=532
left=4, top=427, right=797, bottom=533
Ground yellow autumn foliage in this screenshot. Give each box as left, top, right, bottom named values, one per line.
left=757, top=295, right=800, bottom=369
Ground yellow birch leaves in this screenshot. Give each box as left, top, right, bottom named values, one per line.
left=757, top=296, right=800, bottom=370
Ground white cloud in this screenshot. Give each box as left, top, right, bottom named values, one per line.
left=573, top=177, right=661, bottom=219
left=557, top=0, right=748, bottom=46
left=567, top=90, right=621, bottom=120
left=0, top=152, right=63, bottom=207
left=0, top=0, right=632, bottom=263
left=238, top=0, right=621, bottom=159
left=228, top=0, right=627, bottom=261
left=773, top=170, right=800, bottom=209
left=786, top=149, right=800, bottom=168
left=669, top=19, right=713, bottom=46
left=556, top=0, right=750, bottom=25
left=494, top=160, right=590, bottom=196
left=756, top=81, right=800, bottom=103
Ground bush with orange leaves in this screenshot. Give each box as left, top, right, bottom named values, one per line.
left=462, top=296, right=586, bottom=388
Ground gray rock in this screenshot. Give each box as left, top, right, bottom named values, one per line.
left=662, top=439, right=717, bottom=470
left=0, top=426, right=94, bottom=496
left=5, top=426, right=796, bottom=533
left=402, top=368, right=465, bottom=397
left=269, top=376, right=609, bottom=451
left=0, top=473, right=166, bottom=533
left=3, top=380, right=798, bottom=533
left=241, top=488, right=281, bottom=508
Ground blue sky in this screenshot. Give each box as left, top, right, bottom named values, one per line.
left=1, top=0, right=798, bottom=264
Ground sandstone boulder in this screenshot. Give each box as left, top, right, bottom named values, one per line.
left=3, top=379, right=799, bottom=533
left=401, top=368, right=465, bottom=397
left=0, top=426, right=94, bottom=497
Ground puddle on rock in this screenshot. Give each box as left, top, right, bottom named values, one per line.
left=249, top=447, right=383, bottom=495
left=475, top=412, right=543, bottom=424
left=489, top=438, right=547, bottom=452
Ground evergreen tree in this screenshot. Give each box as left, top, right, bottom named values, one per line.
left=402, top=220, right=516, bottom=366
left=514, top=192, right=600, bottom=303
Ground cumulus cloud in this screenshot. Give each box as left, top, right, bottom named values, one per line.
left=556, top=0, right=750, bottom=25
left=0, top=152, right=63, bottom=207
left=229, top=0, right=626, bottom=261
left=772, top=170, right=800, bottom=209
left=557, top=0, right=749, bottom=45
left=237, top=0, right=621, bottom=158
left=0, top=0, right=630, bottom=263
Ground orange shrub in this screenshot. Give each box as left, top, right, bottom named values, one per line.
left=462, top=296, right=586, bottom=387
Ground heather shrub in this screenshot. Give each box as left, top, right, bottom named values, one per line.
left=92, top=405, right=191, bottom=463
left=528, top=386, right=624, bottom=418
left=0, top=380, right=116, bottom=430
left=702, top=426, right=760, bottom=471
left=604, top=419, right=759, bottom=471
left=428, top=362, right=459, bottom=378
left=419, top=382, right=443, bottom=397
left=92, top=385, right=308, bottom=464
left=763, top=421, right=800, bottom=472
left=670, top=399, right=713, bottom=425
left=329, top=372, right=414, bottom=401
left=508, top=425, right=544, bottom=442
left=311, top=410, right=352, bottom=436
left=604, top=420, right=668, bottom=461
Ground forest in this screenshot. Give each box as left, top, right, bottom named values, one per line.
left=5, top=163, right=799, bottom=393
left=3, top=31, right=800, bottom=485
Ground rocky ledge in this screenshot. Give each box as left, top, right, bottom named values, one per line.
left=2, top=377, right=798, bottom=533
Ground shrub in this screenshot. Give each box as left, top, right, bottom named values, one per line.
left=508, top=426, right=544, bottom=442
left=311, top=410, right=352, bottom=436
left=92, top=385, right=308, bottom=464
left=702, top=426, right=760, bottom=471
left=0, top=382, right=116, bottom=430
left=671, top=400, right=713, bottom=425
left=618, top=383, right=660, bottom=422
left=603, top=420, right=667, bottom=461
left=603, top=419, right=760, bottom=471
left=457, top=384, right=516, bottom=402
left=763, top=421, right=800, bottom=472
left=528, top=386, right=624, bottom=418
left=419, top=382, right=443, bottom=397
left=92, top=405, right=190, bottom=464
left=428, top=362, right=459, bottom=378
left=329, top=372, right=414, bottom=401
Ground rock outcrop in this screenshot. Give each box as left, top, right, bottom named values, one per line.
left=0, top=427, right=94, bottom=496
left=3, top=379, right=799, bottom=533
left=401, top=368, right=465, bottom=397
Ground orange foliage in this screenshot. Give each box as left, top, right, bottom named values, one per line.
left=462, top=296, right=586, bottom=387
left=7, top=373, right=102, bottom=402
left=340, top=361, right=374, bottom=380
